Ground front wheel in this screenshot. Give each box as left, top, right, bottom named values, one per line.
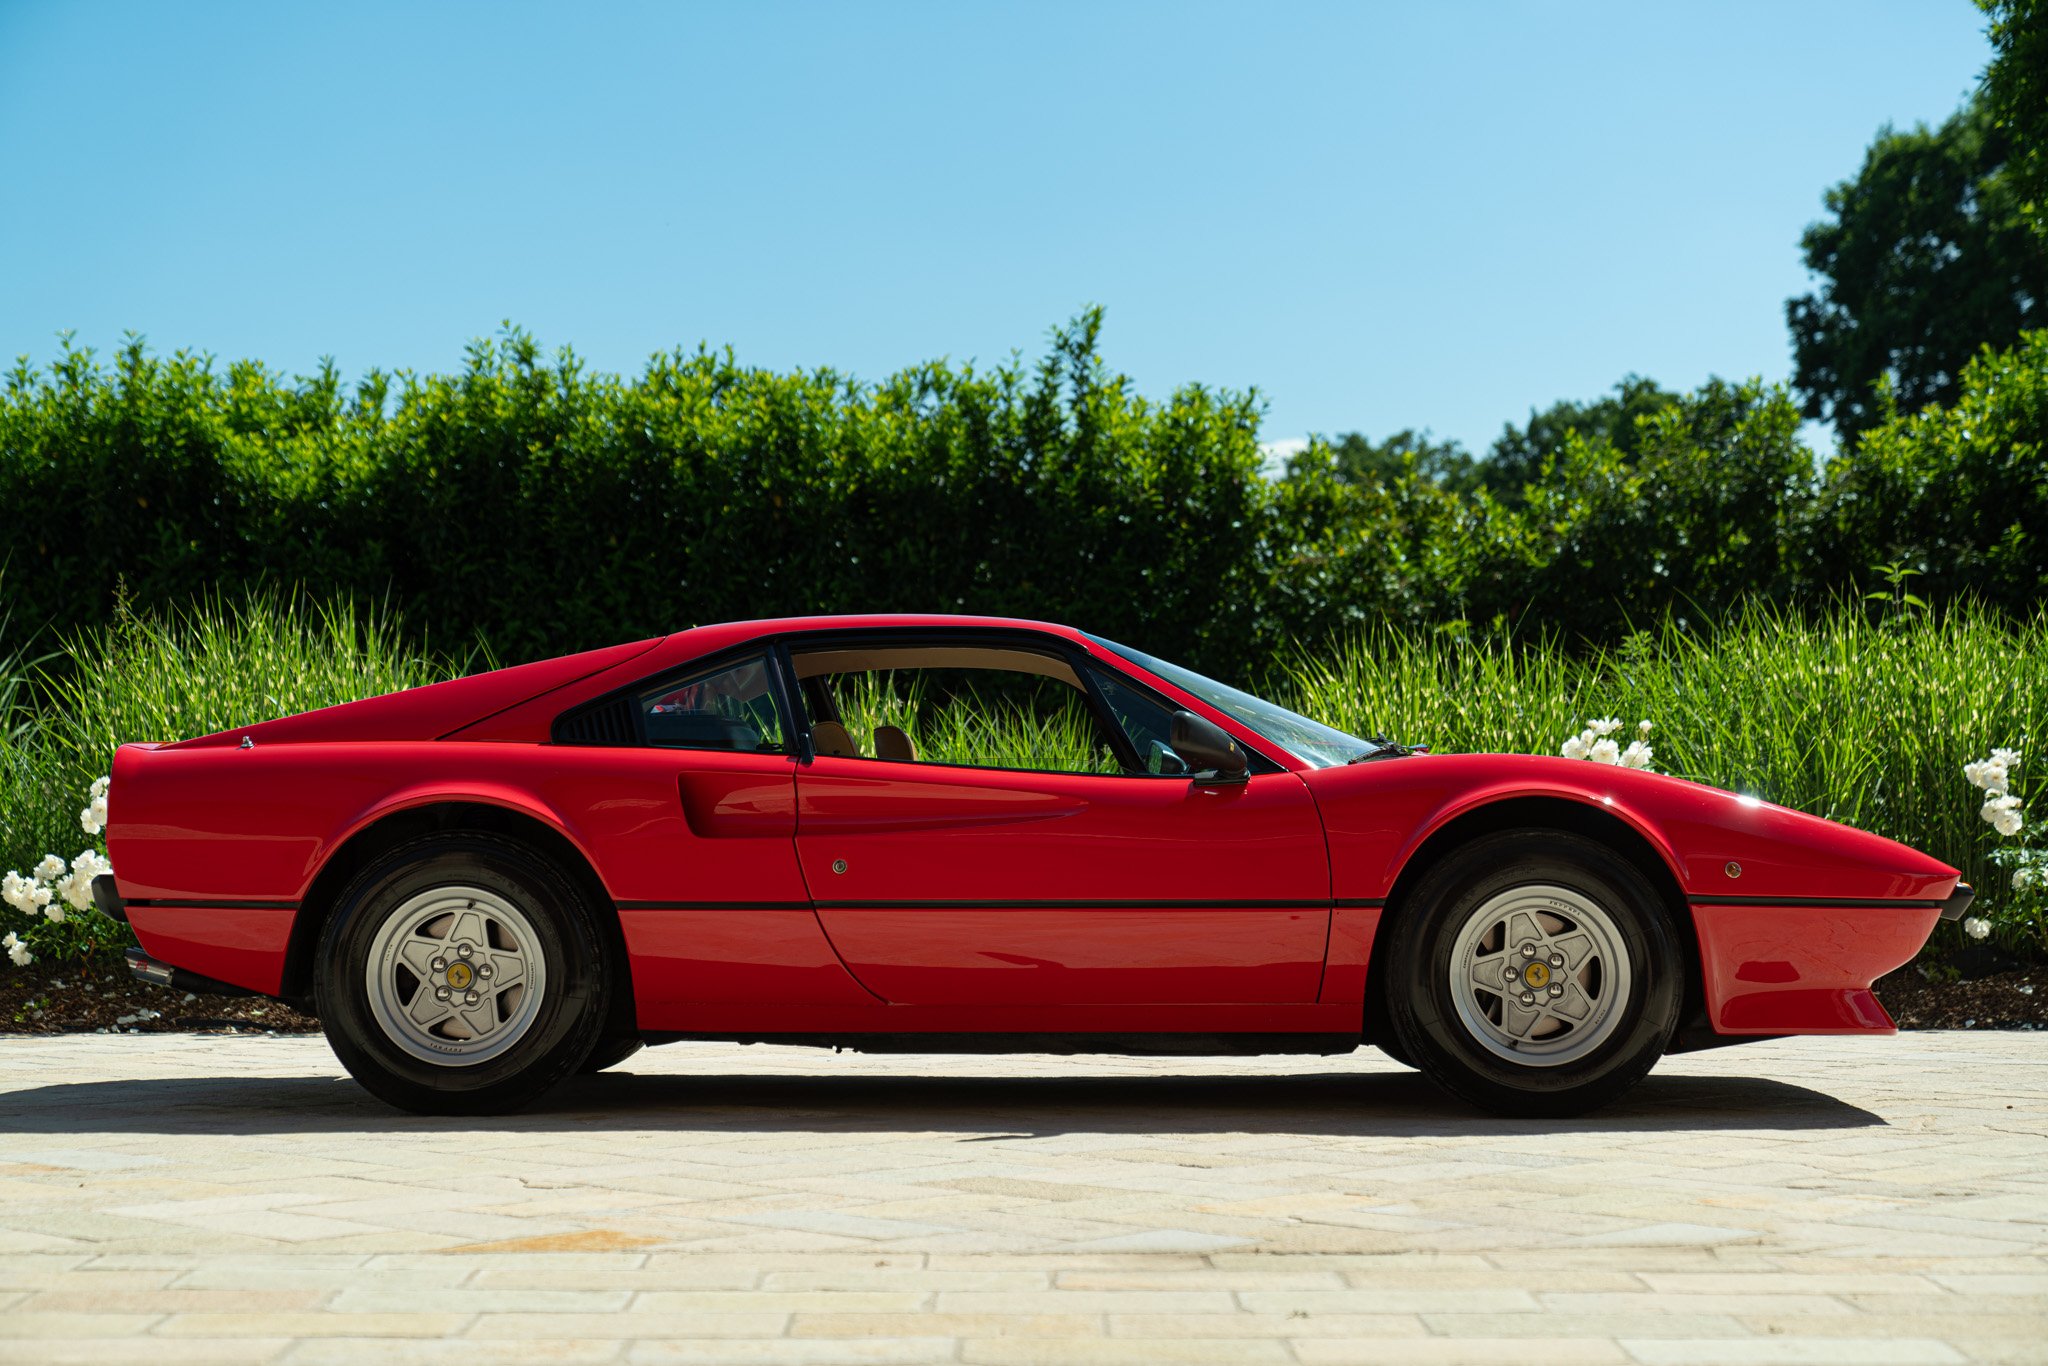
left=1384, top=830, right=1684, bottom=1117
left=315, top=833, right=608, bottom=1115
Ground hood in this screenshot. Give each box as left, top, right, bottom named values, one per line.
left=166, top=637, right=663, bottom=748
left=1303, top=752, right=1958, bottom=903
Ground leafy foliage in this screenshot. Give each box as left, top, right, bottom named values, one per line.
left=1786, top=96, right=2047, bottom=440
left=1815, top=331, right=2048, bottom=611
left=1296, top=430, right=1483, bottom=496
left=2, top=316, right=2045, bottom=679
left=1979, top=0, right=2048, bottom=243
left=1484, top=375, right=1681, bottom=503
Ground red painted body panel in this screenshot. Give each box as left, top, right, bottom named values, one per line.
left=795, top=761, right=1328, bottom=1005
left=110, top=743, right=805, bottom=906
left=1301, top=754, right=1955, bottom=904
left=103, top=613, right=1959, bottom=1048
left=1690, top=901, right=1935, bottom=1034
left=1318, top=906, right=1381, bottom=1005
left=620, top=909, right=880, bottom=1020
left=126, top=905, right=293, bottom=996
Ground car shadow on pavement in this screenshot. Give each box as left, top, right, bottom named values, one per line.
left=0, top=1065, right=1883, bottom=1137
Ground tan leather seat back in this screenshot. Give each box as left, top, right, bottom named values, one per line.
left=873, top=724, right=916, bottom=763
left=810, top=721, right=858, bottom=758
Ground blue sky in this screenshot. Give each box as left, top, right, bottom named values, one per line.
left=0, top=2, right=1992, bottom=458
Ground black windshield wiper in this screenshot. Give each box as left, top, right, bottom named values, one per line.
left=1348, top=736, right=1427, bottom=763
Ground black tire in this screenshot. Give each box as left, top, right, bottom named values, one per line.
left=1384, top=829, right=1684, bottom=1117
left=315, top=832, right=608, bottom=1115
left=578, top=1035, right=645, bottom=1074
left=1363, top=989, right=1415, bottom=1068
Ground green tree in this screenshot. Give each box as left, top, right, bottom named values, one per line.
left=1509, top=380, right=1816, bottom=634
left=1979, top=0, right=2048, bottom=243
left=1484, top=375, right=1679, bottom=502
left=1786, top=97, right=2046, bottom=441
left=1292, top=429, right=1482, bottom=494
left=1814, top=329, right=2048, bottom=614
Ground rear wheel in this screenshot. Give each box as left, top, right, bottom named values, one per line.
left=315, top=833, right=607, bottom=1115
left=1385, top=830, right=1683, bottom=1117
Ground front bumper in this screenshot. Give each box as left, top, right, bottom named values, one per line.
left=1939, top=882, right=1976, bottom=922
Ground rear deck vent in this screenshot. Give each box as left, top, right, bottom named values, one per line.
left=552, top=696, right=637, bottom=746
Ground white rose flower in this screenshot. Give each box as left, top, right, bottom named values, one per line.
left=1991, top=747, right=2022, bottom=771
left=1591, top=718, right=1622, bottom=737
left=33, top=854, right=64, bottom=883
left=79, top=806, right=102, bottom=836
left=1619, top=739, right=1654, bottom=770
left=2, top=931, right=29, bottom=967
left=1982, top=793, right=2024, bottom=838
left=1561, top=735, right=1589, bottom=760
left=1963, top=757, right=2010, bottom=793
left=29, top=883, right=50, bottom=909
left=1590, top=738, right=1621, bottom=765
left=90, top=775, right=110, bottom=799
left=56, top=870, right=93, bottom=913
left=1, top=872, right=35, bottom=915
left=2015, top=865, right=2038, bottom=893
left=1962, top=916, right=1992, bottom=940
left=1638, top=719, right=1652, bottom=735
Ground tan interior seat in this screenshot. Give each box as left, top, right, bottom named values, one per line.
left=873, top=724, right=916, bottom=762
left=810, top=721, right=859, bottom=758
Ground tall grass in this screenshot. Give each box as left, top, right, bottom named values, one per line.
left=834, top=673, right=1110, bottom=772
left=1, top=594, right=467, bottom=893
left=1283, top=602, right=2048, bottom=946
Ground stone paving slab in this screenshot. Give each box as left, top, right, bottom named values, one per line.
left=0, top=1032, right=2043, bottom=1362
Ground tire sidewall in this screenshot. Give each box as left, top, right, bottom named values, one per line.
left=1388, top=830, right=1683, bottom=1116
left=315, top=834, right=606, bottom=1114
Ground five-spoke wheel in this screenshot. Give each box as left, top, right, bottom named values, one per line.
left=364, top=888, right=548, bottom=1066
left=1382, top=829, right=1684, bottom=1117
left=1448, top=885, right=1630, bottom=1068
left=316, top=833, right=610, bottom=1115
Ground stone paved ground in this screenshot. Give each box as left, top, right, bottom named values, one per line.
left=0, top=1033, right=2044, bottom=1364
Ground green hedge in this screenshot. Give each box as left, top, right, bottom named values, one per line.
left=3, top=315, right=2044, bottom=677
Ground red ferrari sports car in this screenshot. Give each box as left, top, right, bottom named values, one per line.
left=97, top=614, right=1970, bottom=1116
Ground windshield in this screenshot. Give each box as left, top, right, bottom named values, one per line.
left=1085, top=635, right=1380, bottom=769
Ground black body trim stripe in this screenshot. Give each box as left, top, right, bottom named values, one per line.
left=1689, top=895, right=1944, bottom=909
left=620, top=898, right=1382, bottom=911
left=125, top=898, right=301, bottom=911
left=618, top=900, right=813, bottom=911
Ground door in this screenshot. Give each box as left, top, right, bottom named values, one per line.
left=787, top=636, right=1332, bottom=1006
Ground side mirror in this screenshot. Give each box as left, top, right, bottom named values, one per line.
left=1170, top=710, right=1249, bottom=784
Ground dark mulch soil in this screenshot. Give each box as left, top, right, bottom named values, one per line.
left=4, top=960, right=2044, bottom=1036
left=1, top=963, right=319, bottom=1035
left=1874, top=965, right=2048, bottom=1030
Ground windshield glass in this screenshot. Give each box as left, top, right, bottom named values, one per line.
left=1085, top=634, right=1380, bottom=769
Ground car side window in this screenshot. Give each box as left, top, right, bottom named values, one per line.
left=790, top=644, right=1124, bottom=775
left=1085, top=662, right=1193, bottom=775
left=637, top=654, right=786, bottom=753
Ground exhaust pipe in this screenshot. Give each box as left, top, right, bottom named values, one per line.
left=124, top=946, right=258, bottom=998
